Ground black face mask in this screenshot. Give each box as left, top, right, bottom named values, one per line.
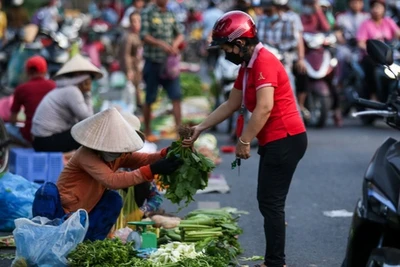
left=225, top=51, right=243, bottom=65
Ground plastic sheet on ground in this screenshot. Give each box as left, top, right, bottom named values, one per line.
left=159, top=173, right=230, bottom=195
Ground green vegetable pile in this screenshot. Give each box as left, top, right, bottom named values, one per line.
left=180, top=73, right=204, bottom=98
left=65, top=208, right=245, bottom=267
left=163, top=255, right=230, bottom=267
left=159, top=126, right=215, bottom=206
left=158, top=207, right=244, bottom=265
left=67, top=239, right=151, bottom=267
left=182, top=208, right=243, bottom=261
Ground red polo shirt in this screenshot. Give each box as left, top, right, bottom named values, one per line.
left=11, top=77, right=56, bottom=142
left=233, top=42, right=306, bottom=146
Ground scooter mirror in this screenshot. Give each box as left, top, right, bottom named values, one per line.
left=367, top=39, right=394, bottom=66
left=384, top=63, right=400, bottom=80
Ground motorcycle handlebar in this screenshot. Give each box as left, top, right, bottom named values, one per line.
left=355, top=98, right=387, bottom=110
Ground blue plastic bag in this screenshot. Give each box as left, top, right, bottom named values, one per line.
left=0, top=172, right=40, bottom=231
left=12, top=209, right=89, bottom=267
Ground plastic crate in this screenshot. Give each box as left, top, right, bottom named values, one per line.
left=9, top=148, right=64, bottom=183
left=9, top=148, right=48, bottom=183
left=47, top=152, right=64, bottom=183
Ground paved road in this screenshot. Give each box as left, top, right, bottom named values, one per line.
left=1, top=117, right=396, bottom=267
left=159, top=117, right=396, bottom=267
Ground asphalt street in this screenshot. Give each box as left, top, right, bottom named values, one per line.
left=158, top=117, right=397, bottom=267
left=0, top=117, right=396, bottom=267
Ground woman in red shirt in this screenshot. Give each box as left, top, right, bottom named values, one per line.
left=183, top=11, right=307, bottom=267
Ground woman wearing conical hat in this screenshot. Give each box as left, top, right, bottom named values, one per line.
left=32, top=108, right=182, bottom=241
left=31, top=54, right=102, bottom=153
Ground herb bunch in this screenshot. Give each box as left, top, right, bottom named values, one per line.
left=158, top=126, right=215, bottom=207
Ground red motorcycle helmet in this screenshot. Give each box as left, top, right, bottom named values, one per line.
left=210, top=11, right=257, bottom=48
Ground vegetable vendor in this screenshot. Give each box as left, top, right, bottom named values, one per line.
left=32, top=107, right=182, bottom=241
left=182, top=11, right=307, bottom=267
left=31, top=54, right=101, bottom=153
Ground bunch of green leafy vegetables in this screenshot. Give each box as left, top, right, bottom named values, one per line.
left=180, top=73, right=204, bottom=98
left=158, top=126, right=215, bottom=207
left=67, top=239, right=152, bottom=267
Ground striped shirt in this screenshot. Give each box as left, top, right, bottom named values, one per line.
left=140, top=4, right=182, bottom=63
left=257, top=15, right=298, bottom=53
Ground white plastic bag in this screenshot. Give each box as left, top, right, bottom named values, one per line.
left=12, top=209, right=89, bottom=267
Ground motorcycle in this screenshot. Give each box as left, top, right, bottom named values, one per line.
left=36, top=29, right=71, bottom=76
left=303, top=32, right=338, bottom=127
left=357, top=42, right=400, bottom=126
left=339, top=39, right=365, bottom=117
left=342, top=39, right=400, bottom=267
left=213, top=51, right=240, bottom=134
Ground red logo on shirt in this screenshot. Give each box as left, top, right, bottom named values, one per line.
left=258, top=72, right=265, bottom=80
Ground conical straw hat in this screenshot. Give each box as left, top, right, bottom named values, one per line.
left=120, top=111, right=145, bottom=141
left=71, top=108, right=144, bottom=153
left=54, top=54, right=103, bottom=80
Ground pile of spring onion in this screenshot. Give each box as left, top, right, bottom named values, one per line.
left=157, top=207, right=244, bottom=263
left=180, top=208, right=243, bottom=242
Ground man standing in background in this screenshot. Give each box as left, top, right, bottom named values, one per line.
left=140, top=0, right=184, bottom=142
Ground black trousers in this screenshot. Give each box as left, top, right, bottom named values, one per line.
left=32, top=129, right=81, bottom=153
left=257, top=132, right=308, bottom=267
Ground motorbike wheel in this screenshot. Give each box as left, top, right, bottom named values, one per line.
left=0, top=119, right=9, bottom=173
left=305, top=93, right=330, bottom=128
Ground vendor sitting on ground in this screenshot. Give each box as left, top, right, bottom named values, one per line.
left=31, top=54, right=102, bottom=153
left=32, top=108, right=182, bottom=241
left=6, top=55, right=56, bottom=146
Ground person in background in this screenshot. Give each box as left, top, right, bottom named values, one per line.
left=334, top=0, right=369, bottom=89
left=120, top=0, right=146, bottom=28
left=183, top=11, right=307, bottom=267
left=119, top=11, right=143, bottom=110
left=201, top=0, right=224, bottom=72
left=31, top=54, right=102, bottom=153
left=98, top=0, right=119, bottom=26
left=357, top=0, right=400, bottom=101
left=6, top=0, right=28, bottom=35
left=140, top=0, right=184, bottom=142
left=295, top=0, right=335, bottom=123
left=233, top=0, right=256, bottom=19
left=320, top=0, right=335, bottom=29
left=274, top=0, right=306, bottom=97
left=31, top=0, right=61, bottom=32
left=257, top=0, right=298, bottom=77
left=32, top=107, right=182, bottom=241
left=6, top=56, right=56, bottom=146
